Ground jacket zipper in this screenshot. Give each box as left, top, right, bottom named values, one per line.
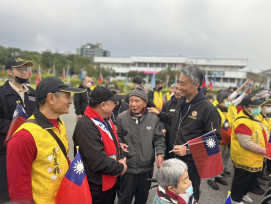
left=174, top=104, right=191, bottom=146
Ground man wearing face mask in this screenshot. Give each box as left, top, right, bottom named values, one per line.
left=0, top=57, right=38, bottom=202
left=231, top=95, right=267, bottom=204
left=148, top=79, right=164, bottom=111
left=207, top=91, right=231, bottom=190
left=74, top=76, right=93, bottom=120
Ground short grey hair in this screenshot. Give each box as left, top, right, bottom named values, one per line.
left=156, top=158, right=188, bottom=189
left=180, top=65, right=203, bottom=87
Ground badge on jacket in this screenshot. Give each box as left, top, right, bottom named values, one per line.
left=29, top=96, right=36, bottom=102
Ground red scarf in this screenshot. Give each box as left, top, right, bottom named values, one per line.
left=85, top=106, right=120, bottom=191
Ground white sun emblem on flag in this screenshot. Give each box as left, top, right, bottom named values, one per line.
left=206, top=138, right=216, bottom=148
left=73, top=160, right=84, bottom=175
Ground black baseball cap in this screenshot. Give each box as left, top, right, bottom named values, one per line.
left=36, top=76, right=86, bottom=100
left=105, top=82, right=120, bottom=92
left=5, top=57, right=33, bottom=70
left=89, top=86, right=126, bottom=104
left=262, top=98, right=271, bottom=106
left=241, top=95, right=266, bottom=107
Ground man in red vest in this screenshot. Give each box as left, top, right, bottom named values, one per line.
left=73, top=86, right=127, bottom=204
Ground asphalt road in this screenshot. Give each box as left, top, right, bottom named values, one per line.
left=61, top=103, right=268, bottom=204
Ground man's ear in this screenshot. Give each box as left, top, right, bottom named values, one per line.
left=46, top=93, right=56, bottom=104
left=6, top=69, right=12, bottom=76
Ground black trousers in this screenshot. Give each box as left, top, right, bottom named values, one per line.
left=118, top=170, right=153, bottom=204
left=231, top=167, right=259, bottom=202
left=91, top=184, right=117, bottom=204
left=182, top=159, right=201, bottom=202
left=0, top=153, right=9, bottom=203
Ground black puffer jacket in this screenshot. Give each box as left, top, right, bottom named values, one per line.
left=158, top=90, right=221, bottom=160
left=73, top=84, right=89, bottom=116
left=0, top=81, right=37, bottom=153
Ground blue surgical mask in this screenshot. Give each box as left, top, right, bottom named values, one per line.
left=185, top=184, right=193, bottom=195
left=224, top=101, right=231, bottom=108
left=250, top=107, right=261, bottom=116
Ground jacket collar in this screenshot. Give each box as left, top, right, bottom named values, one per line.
left=33, top=110, right=62, bottom=129
left=181, top=89, right=207, bottom=105
left=2, top=80, right=36, bottom=96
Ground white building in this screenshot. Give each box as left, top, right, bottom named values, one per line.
left=94, top=56, right=248, bottom=88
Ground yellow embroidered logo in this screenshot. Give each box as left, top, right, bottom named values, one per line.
left=251, top=96, right=258, bottom=101
left=192, top=111, right=198, bottom=117
left=15, top=58, right=24, bottom=62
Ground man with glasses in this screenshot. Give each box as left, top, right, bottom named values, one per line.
left=160, top=82, right=182, bottom=159
left=74, top=76, right=95, bottom=120
left=73, top=86, right=128, bottom=204
left=0, top=57, right=38, bottom=202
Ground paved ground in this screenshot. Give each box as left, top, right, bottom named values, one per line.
left=62, top=103, right=269, bottom=204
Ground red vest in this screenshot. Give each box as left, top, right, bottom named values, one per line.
left=85, top=106, right=120, bottom=191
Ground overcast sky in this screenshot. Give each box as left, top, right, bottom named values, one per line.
left=1, top=0, right=271, bottom=72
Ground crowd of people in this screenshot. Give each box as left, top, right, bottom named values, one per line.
left=0, top=57, right=271, bottom=204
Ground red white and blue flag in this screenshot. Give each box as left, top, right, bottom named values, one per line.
left=4, top=102, right=28, bottom=145
left=36, top=65, right=41, bottom=85
left=188, top=131, right=223, bottom=178
left=265, top=133, right=271, bottom=160
left=98, top=72, right=103, bottom=83
left=55, top=150, right=92, bottom=204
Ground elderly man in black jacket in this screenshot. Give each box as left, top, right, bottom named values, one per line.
left=0, top=57, right=38, bottom=202
left=149, top=65, right=221, bottom=202
left=73, top=86, right=127, bottom=204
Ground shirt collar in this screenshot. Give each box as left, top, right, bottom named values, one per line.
left=9, top=81, right=29, bottom=94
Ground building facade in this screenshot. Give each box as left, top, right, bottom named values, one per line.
left=94, top=56, right=248, bottom=88
left=77, top=43, right=111, bottom=58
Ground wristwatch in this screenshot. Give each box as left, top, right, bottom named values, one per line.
left=186, top=147, right=191, bottom=155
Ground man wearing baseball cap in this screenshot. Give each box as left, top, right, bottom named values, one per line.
left=7, top=76, right=85, bottom=203
left=231, top=95, right=267, bottom=203
left=0, top=57, right=37, bottom=202
left=73, top=86, right=127, bottom=204
left=105, top=82, right=129, bottom=124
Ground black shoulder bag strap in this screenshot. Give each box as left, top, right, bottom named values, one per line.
left=26, top=119, right=67, bottom=159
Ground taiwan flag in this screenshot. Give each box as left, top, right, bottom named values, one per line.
left=36, top=65, right=41, bottom=85
left=98, top=72, right=103, bottom=83
left=265, top=133, right=271, bottom=160
left=188, top=131, right=223, bottom=178
left=55, top=150, right=92, bottom=204
left=4, top=102, right=28, bottom=145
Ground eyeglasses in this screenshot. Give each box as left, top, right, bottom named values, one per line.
left=13, top=67, right=29, bottom=73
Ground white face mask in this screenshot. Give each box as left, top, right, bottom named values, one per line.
left=86, top=82, right=92, bottom=88
left=266, top=107, right=271, bottom=114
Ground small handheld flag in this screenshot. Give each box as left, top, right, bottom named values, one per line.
left=4, top=102, right=28, bottom=145
left=55, top=147, right=92, bottom=204
left=225, top=191, right=232, bottom=204
left=188, top=130, right=223, bottom=178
